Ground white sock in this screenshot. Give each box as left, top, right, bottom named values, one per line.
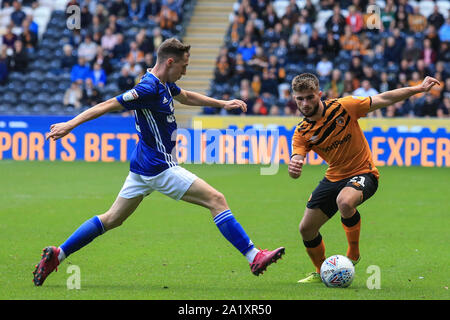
left=245, top=247, right=260, bottom=263
left=58, top=247, right=66, bottom=263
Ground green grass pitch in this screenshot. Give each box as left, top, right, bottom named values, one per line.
left=0, top=160, right=448, bottom=300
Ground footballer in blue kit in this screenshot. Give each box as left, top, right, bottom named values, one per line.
left=34, top=38, right=285, bottom=286
left=116, top=72, right=180, bottom=177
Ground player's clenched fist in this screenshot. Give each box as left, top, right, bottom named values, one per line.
left=289, top=155, right=304, bottom=179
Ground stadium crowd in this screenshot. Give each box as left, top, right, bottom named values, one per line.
left=0, top=0, right=188, bottom=113
left=0, top=0, right=448, bottom=118
left=205, top=0, right=450, bottom=118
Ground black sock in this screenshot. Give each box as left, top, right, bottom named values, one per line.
left=341, top=210, right=361, bottom=228
left=303, top=233, right=322, bottom=248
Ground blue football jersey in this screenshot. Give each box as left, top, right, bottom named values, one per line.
left=116, top=71, right=181, bottom=176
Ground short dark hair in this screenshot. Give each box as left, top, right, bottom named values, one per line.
left=291, top=73, right=320, bottom=92
left=157, top=38, right=191, bottom=62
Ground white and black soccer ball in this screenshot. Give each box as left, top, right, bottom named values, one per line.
left=320, top=255, right=355, bottom=288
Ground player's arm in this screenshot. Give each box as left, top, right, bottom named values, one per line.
left=289, top=128, right=308, bottom=179
left=288, top=154, right=305, bottom=179
left=369, top=76, right=440, bottom=113
left=46, top=98, right=124, bottom=141
left=174, top=88, right=247, bottom=112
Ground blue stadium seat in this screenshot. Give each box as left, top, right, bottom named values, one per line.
left=35, top=92, right=52, bottom=105
left=117, top=19, right=132, bottom=30
left=50, top=93, right=64, bottom=105
left=40, top=38, right=53, bottom=49
left=36, top=48, right=54, bottom=62
left=40, top=81, right=59, bottom=94
left=8, top=72, right=22, bottom=82
left=3, top=92, right=18, bottom=104
left=60, top=73, right=71, bottom=81
left=30, top=103, right=48, bottom=114
left=19, top=92, right=35, bottom=104
left=57, top=81, right=71, bottom=91
left=104, top=82, right=119, bottom=92
left=27, top=50, right=37, bottom=62
left=43, top=28, right=61, bottom=41
left=47, top=60, right=63, bottom=74
left=37, top=59, right=54, bottom=72
left=63, top=105, right=76, bottom=115
left=0, top=102, right=12, bottom=114
left=52, top=10, right=66, bottom=19
left=23, top=80, right=40, bottom=94
left=13, top=104, right=30, bottom=115
left=7, top=81, right=23, bottom=94
left=28, top=71, right=44, bottom=82
left=47, top=104, right=64, bottom=114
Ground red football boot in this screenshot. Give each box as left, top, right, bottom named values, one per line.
left=33, top=246, right=60, bottom=286
left=250, top=247, right=285, bottom=276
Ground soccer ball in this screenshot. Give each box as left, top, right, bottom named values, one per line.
left=320, top=255, right=355, bottom=288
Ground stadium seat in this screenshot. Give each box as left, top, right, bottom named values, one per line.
left=35, top=92, right=52, bottom=104
left=62, top=105, right=76, bottom=115
left=47, top=104, right=64, bottom=114
left=13, top=104, right=31, bottom=115
left=49, top=93, right=65, bottom=105
left=40, top=81, right=57, bottom=95
left=3, top=92, right=18, bottom=105
left=19, top=92, right=35, bottom=104
left=23, top=80, right=41, bottom=94
left=43, top=28, right=61, bottom=41
left=36, top=48, right=54, bottom=62
left=7, top=81, right=23, bottom=94
left=30, top=103, right=48, bottom=114
left=60, top=73, right=72, bottom=82
left=8, top=72, right=22, bottom=82
left=57, top=81, right=71, bottom=91
left=0, top=103, right=14, bottom=114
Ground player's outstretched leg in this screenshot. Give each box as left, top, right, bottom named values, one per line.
left=181, top=178, right=285, bottom=276
left=33, top=195, right=142, bottom=286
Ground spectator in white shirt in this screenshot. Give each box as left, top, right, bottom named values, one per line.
left=353, top=80, right=381, bottom=117
left=78, top=34, right=99, bottom=62
left=353, top=79, right=379, bottom=97
left=316, top=56, right=333, bottom=77
left=101, top=28, right=117, bottom=53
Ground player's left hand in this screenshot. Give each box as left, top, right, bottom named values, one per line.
left=223, top=99, right=247, bottom=113
left=418, top=76, right=440, bottom=92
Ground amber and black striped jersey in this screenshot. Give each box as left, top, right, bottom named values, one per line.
left=291, top=96, right=379, bottom=182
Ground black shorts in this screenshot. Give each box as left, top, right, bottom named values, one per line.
left=306, top=173, right=378, bottom=218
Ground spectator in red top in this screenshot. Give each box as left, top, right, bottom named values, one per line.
left=421, top=38, right=437, bottom=65
left=346, top=5, right=363, bottom=34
